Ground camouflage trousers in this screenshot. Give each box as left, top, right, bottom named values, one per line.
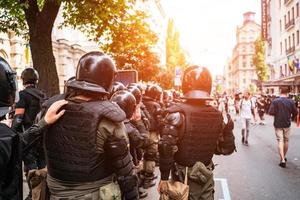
left=143, top=131, right=159, bottom=173
left=178, top=162, right=214, bottom=200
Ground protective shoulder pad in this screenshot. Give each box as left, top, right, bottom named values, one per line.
left=164, top=112, right=183, bottom=127
left=90, top=101, right=126, bottom=123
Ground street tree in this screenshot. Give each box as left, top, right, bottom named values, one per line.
left=0, top=0, right=133, bottom=96
left=165, top=19, right=187, bottom=88
left=101, top=10, right=160, bottom=82
left=252, top=37, right=268, bottom=88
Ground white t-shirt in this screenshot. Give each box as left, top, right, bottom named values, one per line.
left=240, top=99, right=252, bottom=119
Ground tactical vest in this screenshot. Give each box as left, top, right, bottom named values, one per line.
left=45, top=96, right=126, bottom=182
left=143, top=97, right=161, bottom=131
left=172, top=103, right=223, bottom=167
left=0, top=123, right=22, bottom=200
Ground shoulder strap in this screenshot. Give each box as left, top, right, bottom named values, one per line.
left=23, top=88, right=44, bottom=102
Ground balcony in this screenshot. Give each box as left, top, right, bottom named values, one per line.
left=285, top=18, right=295, bottom=30
left=286, top=46, right=295, bottom=55
left=284, top=0, right=293, bottom=5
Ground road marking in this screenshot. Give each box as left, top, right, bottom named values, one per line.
left=214, top=178, right=231, bottom=200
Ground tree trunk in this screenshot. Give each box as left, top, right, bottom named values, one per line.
left=29, top=31, right=59, bottom=96
left=23, top=0, right=61, bottom=97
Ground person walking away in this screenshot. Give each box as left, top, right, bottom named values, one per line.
left=268, top=87, right=298, bottom=168
left=228, top=95, right=236, bottom=121
left=240, top=91, right=253, bottom=145
left=257, top=95, right=266, bottom=125
left=157, top=66, right=236, bottom=199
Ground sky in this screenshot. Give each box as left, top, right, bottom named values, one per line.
left=162, top=0, right=261, bottom=77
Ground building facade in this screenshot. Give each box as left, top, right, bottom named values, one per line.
left=264, top=0, right=300, bottom=94
left=225, top=12, right=261, bottom=93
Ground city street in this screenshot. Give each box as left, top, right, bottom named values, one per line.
left=145, top=115, right=300, bottom=200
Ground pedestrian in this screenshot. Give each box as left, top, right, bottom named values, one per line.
left=42, top=52, right=139, bottom=199
left=257, top=95, right=266, bottom=125
left=11, top=68, right=47, bottom=200
left=240, top=91, right=254, bottom=145
left=268, top=87, right=298, bottom=168
left=228, top=94, right=236, bottom=121
left=157, top=65, right=236, bottom=199
left=0, top=56, right=67, bottom=200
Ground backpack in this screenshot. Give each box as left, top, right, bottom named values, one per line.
left=23, top=87, right=48, bottom=125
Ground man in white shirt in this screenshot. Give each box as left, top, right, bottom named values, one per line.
left=240, top=91, right=254, bottom=145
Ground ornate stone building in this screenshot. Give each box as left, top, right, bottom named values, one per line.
left=225, top=12, right=261, bottom=93
left=263, top=0, right=300, bottom=94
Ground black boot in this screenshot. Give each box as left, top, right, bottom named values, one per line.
left=241, top=129, right=245, bottom=144
left=143, top=172, right=156, bottom=189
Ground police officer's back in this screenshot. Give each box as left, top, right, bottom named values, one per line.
left=43, top=52, right=138, bottom=199
left=158, top=66, right=236, bottom=199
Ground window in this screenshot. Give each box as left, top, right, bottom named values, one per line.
left=243, top=62, right=247, bottom=68
left=288, top=36, right=291, bottom=48
left=292, top=7, right=295, bottom=19
left=297, top=30, right=299, bottom=45
left=280, top=42, right=283, bottom=54
left=279, top=0, right=281, bottom=9
left=284, top=15, right=286, bottom=24
left=288, top=11, right=290, bottom=21
left=285, top=39, right=287, bottom=50
left=285, top=64, right=288, bottom=76
left=280, top=20, right=282, bottom=31
left=297, top=3, right=299, bottom=17
left=292, top=33, right=295, bottom=47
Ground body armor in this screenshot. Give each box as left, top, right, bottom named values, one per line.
left=45, top=95, right=126, bottom=182
left=170, top=102, right=223, bottom=167
left=142, top=97, right=161, bottom=132
left=0, top=123, right=22, bottom=200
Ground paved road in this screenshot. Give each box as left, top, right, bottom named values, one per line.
left=145, top=115, right=300, bottom=200
left=24, top=115, right=300, bottom=200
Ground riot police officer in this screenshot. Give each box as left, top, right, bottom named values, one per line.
left=42, top=51, right=138, bottom=199
left=0, top=56, right=67, bottom=200
left=141, top=84, right=163, bottom=188
left=111, top=90, right=150, bottom=199
left=11, top=67, right=47, bottom=200
left=157, top=66, right=236, bottom=199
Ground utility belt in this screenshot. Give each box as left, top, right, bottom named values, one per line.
left=172, top=161, right=214, bottom=185
left=29, top=172, right=122, bottom=200
left=49, top=182, right=121, bottom=200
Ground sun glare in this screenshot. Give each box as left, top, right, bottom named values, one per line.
left=162, top=0, right=261, bottom=77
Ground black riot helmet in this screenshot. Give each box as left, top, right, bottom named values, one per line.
left=145, top=84, right=163, bottom=101
left=127, top=86, right=142, bottom=104
left=163, top=90, right=173, bottom=103
left=0, top=57, right=17, bottom=112
left=127, top=82, right=143, bottom=93
left=67, top=51, right=117, bottom=94
left=182, top=65, right=212, bottom=100
left=111, top=90, right=136, bottom=119
left=21, top=68, right=39, bottom=85
left=111, top=82, right=126, bottom=96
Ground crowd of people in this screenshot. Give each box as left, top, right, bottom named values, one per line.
left=0, top=50, right=298, bottom=200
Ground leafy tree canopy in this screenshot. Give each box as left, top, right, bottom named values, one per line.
left=101, top=9, right=161, bottom=82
